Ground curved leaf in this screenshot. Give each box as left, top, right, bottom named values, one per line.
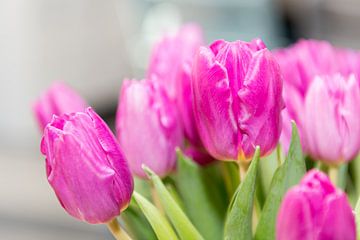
left=255, top=122, right=306, bottom=240
left=133, top=191, right=178, bottom=240
left=143, top=166, right=204, bottom=240
left=224, top=146, right=260, bottom=240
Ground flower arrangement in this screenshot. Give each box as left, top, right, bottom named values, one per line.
left=33, top=24, right=360, bottom=240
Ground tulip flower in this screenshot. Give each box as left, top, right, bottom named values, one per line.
left=276, top=170, right=356, bottom=240
left=304, top=74, right=360, bottom=163
left=41, top=108, right=134, bottom=224
left=147, top=24, right=204, bottom=99
left=33, top=82, right=87, bottom=130
left=147, top=24, right=214, bottom=164
left=116, top=79, right=183, bottom=178
left=191, top=38, right=284, bottom=161
left=275, top=39, right=360, bottom=154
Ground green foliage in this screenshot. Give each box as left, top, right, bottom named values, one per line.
left=121, top=198, right=157, bottom=240
left=143, top=166, right=204, bottom=240
left=176, top=150, right=226, bottom=240
left=255, top=122, right=306, bottom=240
left=133, top=192, right=178, bottom=240
left=224, top=147, right=260, bottom=240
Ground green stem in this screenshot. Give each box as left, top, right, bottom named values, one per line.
left=238, top=161, right=249, bottom=183
left=276, top=144, right=282, bottom=167
left=328, top=165, right=339, bottom=186
left=220, top=161, right=239, bottom=199
left=107, top=218, right=132, bottom=240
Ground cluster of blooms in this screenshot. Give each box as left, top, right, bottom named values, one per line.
left=33, top=24, right=360, bottom=240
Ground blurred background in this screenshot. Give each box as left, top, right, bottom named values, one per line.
left=0, top=0, right=359, bottom=239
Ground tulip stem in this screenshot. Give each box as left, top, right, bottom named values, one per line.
left=238, top=161, right=249, bottom=183
left=328, top=165, right=339, bottom=186
left=220, top=162, right=240, bottom=199
left=107, top=218, right=132, bottom=240
left=276, top=144, right=282, bottom=167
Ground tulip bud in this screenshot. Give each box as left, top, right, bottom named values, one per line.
left=275, top=39, right=360, bottom=155
left=147, top=24, right=204, bottom=99
left=304, top=74, right=360, bottom=163
left=33, top=82, right=87, bottom=130
left=191, top=39, right=284, bottom=161
left=116, top=79, right=183, bottom=178
left=276, top=170, right=356, bottom=240
left=41, top=108, right=134, bottom=224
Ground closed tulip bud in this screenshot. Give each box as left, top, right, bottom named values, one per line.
left=276, top=170, right=356, bottom=240
left=41, top=108, right=134, bottom=224
left=148, top=24, right=214, bottom=165
left=33, top=82, right=87, bottom=130
left=191, top=38, right=284, bottom=161
left=147, top=24, right=204, bottom=99
left=116, top=79, right=183, bottom=178
left=304, top=74, right=360, bottom=163
left=275, top=39, right=360, bottom=154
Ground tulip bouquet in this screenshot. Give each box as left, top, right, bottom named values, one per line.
left=33, top=24, right=360, bottom=240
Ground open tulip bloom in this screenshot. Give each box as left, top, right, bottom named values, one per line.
left=34, top=25, right=360, bottom=240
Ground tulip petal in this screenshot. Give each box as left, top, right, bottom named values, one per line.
left=317, top=193, right=356, bottom=240
left=304, top=77, right=343, bottom=162
left=238, top=49, right=284, bottom=158
left=339, top=75, right=360, bottom=160
left=192, top=46, right=239, bottom=160
left=117, top=80, right=182, bottom=178
left=276, top=188, right=314, bottom=240
left=46, top=129, right=119, bottom=223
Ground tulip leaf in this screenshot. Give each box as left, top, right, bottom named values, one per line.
left=224, top=146, right=260, bottom=240
left=354, top=196, right=360, bottom=240
left=133, top=191, right=179, bottom=240
left=121, top=198, right=157, bottom=240
left=176, top=150, right=226, bottom=240
left=255, top=121, right=306, bottom=240
left=143, top=166, right=204, bottom=240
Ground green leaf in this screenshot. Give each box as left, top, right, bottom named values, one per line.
left=143, top=166, right=204, bottom=240
left=121, top=198, right=157, bottom=240
left=255, top=121, right=306, bottom=240
left=133, top=191, right=179, bottom=240
left=355, top=197, right=360, bottom=240
left=176, top=150, right=225, bottom=240
left=224, top=146, right=261, bottom=240
left=259, top=149, right=279, bottom=196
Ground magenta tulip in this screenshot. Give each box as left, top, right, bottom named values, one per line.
left=191, top=38, right=284, bottom=161
left=41, top=108, right=134, bottom=224
left=33, top=82, right=87, bottom=130
left=277, top=170, right=356, bottom=240
left=116, top=79, right=183, bottom=178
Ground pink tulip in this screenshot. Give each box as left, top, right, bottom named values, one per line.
left=41, top=108, right=133, bottom=224
left=116, top=79, right=183, bottom=178
left=147, top=24, right=204, bottom=99
left=275, top=40, right=360, bottom=161
left=191, top=38, right=284, bottom=161
left=33, top=82, right=87, bottom=131
left=276, top=170, right=356, bottom=240
left=304, top=74, right=360, bottom=163
left=147, top=24, right=214, bottom=165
